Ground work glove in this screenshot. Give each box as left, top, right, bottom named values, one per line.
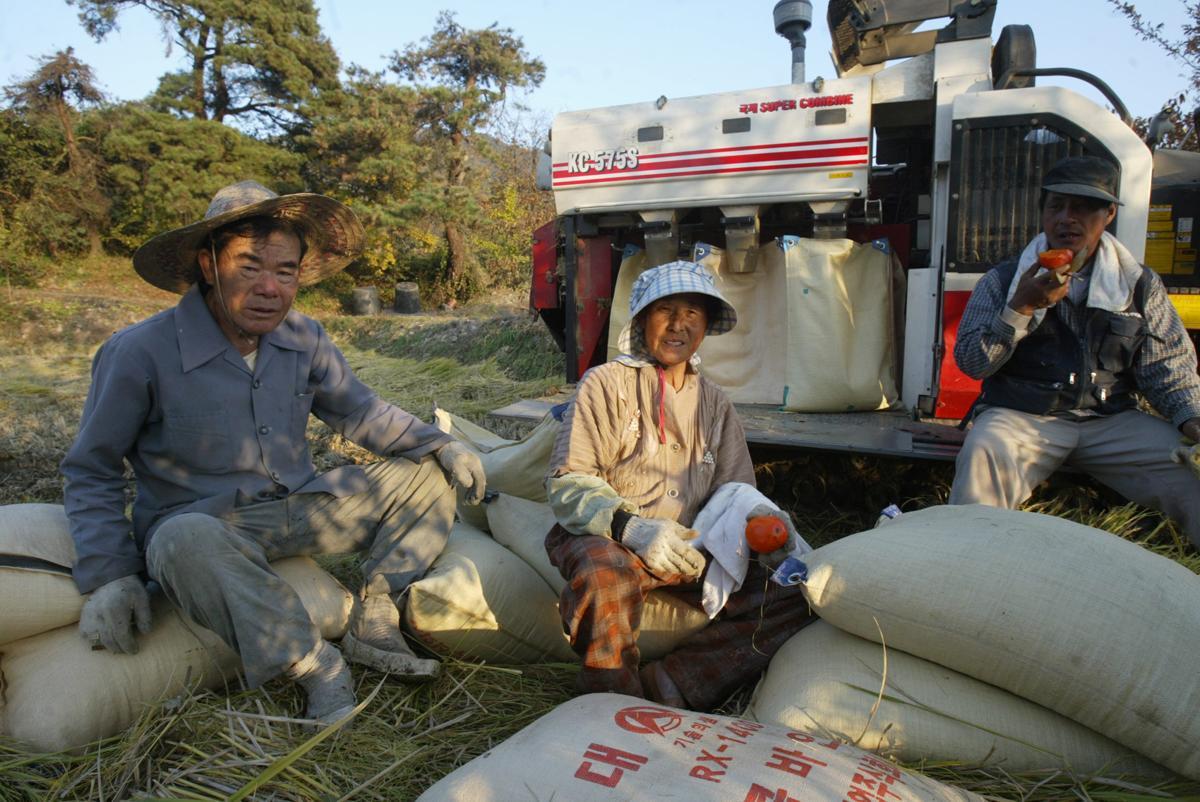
left=622, top=516, right=705, bottom=580
left=745, top=503, right=803, bottom=570
left=1170, top=439, right=1200, bottom=482
left=78, top=575, right=152, bottom=654
left=436, top=441, right=487, bottom=504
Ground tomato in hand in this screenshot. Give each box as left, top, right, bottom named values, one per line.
left=1037, top=248, right=1075, bottom=269
left=745, top=515, right=789, bottom=553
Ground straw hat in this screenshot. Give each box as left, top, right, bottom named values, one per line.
left=132, top=181, right=366, bottom=293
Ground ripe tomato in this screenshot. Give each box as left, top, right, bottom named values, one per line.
left=1038, top=248, right=1075, bottom=269
left=745, top=515, right=789, bottom=553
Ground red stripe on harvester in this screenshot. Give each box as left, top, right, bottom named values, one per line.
left=550, top=136, right=868, bottom=169
left=552, top=144, right=867, bottom=180
left=552, top=158, right=866, bottom=187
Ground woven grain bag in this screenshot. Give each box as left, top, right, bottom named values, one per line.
left=404, top=522, right=577, bottom=663
left=432, top=408, right=560, bottom=532
left=0, top=557, right=352, bottom=753
left=0, top=504, right=88, bottom=643
left=781, top=237, right=897, bottom=411
left=417, top=693, right=983, bottom=801
left=485, top=494, right=712, bottom=660
left=801, top=504, right=1200, bottom=780
left=747, top=620, right=1166, bottom=776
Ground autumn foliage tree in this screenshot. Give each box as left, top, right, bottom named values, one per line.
left=1108, top=1, right=1200, bottom=148
left=293, top=67, right=426, bottom=283
left=391, top=11, right=545, bottom=297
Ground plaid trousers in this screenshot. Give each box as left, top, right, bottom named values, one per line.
left=545, top=524, right=815, bottom=710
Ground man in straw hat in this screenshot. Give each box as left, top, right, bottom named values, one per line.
left=61, top=181, right=485, bottom=724
left=952, top=156, right=1200, bottom=546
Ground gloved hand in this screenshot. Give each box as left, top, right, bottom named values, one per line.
left=622, top=516, right=705, bottom=580
left=436, top=441, right=487, bottom=504
left=1170, top=439, right=1200, bottom=481
left=745, top=503, right=802, bottom=570
left=78, top=575, right=152, bottom=654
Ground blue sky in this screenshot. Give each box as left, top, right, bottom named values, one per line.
left=0, top=0, right=1191, bottom=128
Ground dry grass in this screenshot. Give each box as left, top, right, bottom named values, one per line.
left=1, top=282, right=1199, bottom=800
left=0, top=662, right=579, bottom=801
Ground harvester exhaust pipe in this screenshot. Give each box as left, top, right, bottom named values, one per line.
left=774, top=0, right=813, bottom=84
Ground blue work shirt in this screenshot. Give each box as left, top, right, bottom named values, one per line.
left=61, top=285, right=451, bottom=593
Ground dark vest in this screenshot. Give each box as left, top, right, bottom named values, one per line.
left=979, top=259, right=1153, bottom=416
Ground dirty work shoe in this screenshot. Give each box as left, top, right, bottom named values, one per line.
left=342, top=593, right=440, bottom=680
left=286, top=639, right=356, bottom=727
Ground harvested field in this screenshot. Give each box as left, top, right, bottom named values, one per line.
left=1, top=285, right=1197, bottom=800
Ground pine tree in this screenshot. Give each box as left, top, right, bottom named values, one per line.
left=3, top=48, right=109, bottom=256
left=68, top=0, right=340, bottom=133
left=391, top=11, right=545, bottom=298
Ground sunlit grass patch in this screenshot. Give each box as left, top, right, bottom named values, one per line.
left=0, top=660, right=578, bottom=801
left=0, top=354, right=97, bottom=505
left=326, top=312, right=564, bottom=384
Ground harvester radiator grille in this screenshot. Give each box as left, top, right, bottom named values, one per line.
left=947, top=116, right=1115, bottom=272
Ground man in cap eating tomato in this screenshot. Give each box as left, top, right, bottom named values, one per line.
left=951, top=155, right=1200, bottom=547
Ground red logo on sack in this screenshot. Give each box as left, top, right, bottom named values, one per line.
left=614, top=706, right=683, bottom=736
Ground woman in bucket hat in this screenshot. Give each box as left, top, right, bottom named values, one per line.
left=62, top=181, right=485, bottom=728
left=543, top=260, right=815, bottom=709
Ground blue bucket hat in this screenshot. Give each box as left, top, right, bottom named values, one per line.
left=628, top=260, right=737, bottom=334
left=617, top=260, right=737, bottom=359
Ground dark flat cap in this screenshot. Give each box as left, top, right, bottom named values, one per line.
left=1042, top=156, right=1122, bottom=205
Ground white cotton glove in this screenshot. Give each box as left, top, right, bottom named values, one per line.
left=436, top=441, right=487, bottom=504
left=622, top=516, right=705, bottom=580
left=78, top=575, right=152, bottom=654
left=745, top=503, right=803, bottom=570
left=1170, top=440, right=1200, bottom=482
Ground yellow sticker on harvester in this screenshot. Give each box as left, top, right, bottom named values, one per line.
left=1169, top=294, right=1200, bottom=328
left=828, top=171, right=853, bottom=179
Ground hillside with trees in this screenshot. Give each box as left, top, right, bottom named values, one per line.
left=0, top=1, right=555, bottom=305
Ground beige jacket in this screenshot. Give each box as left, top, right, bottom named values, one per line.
left=547, top=359, right=755, bottom=534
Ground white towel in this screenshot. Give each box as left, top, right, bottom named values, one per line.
left=1006, top=231, right=1144, bottom=326
left=691, top=482, right=812, bottom=618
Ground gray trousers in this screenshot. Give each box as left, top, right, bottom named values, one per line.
left=146, top=457, right=455, bottom=687
left=949, top=407, right=1200, bottom=547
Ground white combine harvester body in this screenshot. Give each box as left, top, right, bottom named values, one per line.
left=515, top=0, right=1161, bottom=458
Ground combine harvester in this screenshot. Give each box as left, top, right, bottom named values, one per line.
left=496, top=0, right=1200, bottom=460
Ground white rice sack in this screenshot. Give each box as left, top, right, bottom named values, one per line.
left=433, top=409, right=561, bottom=531
left=0, top=557, right=352, bottom=753
left=0, top=504, right=83, bottom=644
left=485, top=494, right=711, bottom=661
left=417, top=693, right=982, bottom=801
left=747, top=620, right=1167, bottom=776
left=801, top=504, right=1200, bottom=780
left=404, top=522, right=577, bottom=663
